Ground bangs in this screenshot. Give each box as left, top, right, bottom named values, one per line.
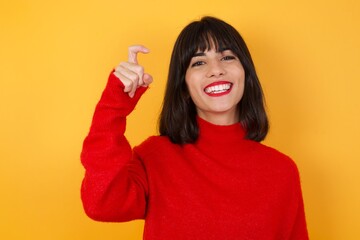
left=193, top=30, right=232, bottom=53
left=177, top=19, right=240, bottom=70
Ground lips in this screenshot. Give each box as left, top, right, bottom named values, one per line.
left=204, top=81, right=233, bottom=96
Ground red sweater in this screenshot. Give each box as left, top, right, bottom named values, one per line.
left=81, top=72, right=309, bottom=239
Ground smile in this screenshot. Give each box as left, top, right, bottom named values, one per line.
left=204, top=82, right=233, bottom=96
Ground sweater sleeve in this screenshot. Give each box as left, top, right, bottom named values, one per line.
left=80, top=71, right=149, bottom=222
left=289, top=166, right=309, bottom=240
left=289, top=195, right=309, bottom=239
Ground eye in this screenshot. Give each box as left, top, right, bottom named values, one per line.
left=222, top=55, right=236, bottom=61
left=191, top=61, right=205, bottom=67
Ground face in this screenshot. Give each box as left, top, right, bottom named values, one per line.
left=185, top=47, right=245, bottom=125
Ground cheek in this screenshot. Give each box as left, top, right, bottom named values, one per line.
left=240, top=77, right=245, bottom=91
left=239, top=79, right=245, bottom=98
left=184, top=71, right=192, bottom=89
left=184, top=76, right=197, bottom=103
left=235, top=71, right=245, bottom=99
left=238, top=68, right=246, bottom=89
left=184, top=77, right=192, bottom=95
left=185, top=72, right=200, bottom=93
left=186, top=84, right=200, bottom=101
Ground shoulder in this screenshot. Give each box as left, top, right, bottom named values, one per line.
left=253, top=142, right=300, bottom=177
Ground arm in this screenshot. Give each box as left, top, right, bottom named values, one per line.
left=289, top=166, right=309, bottom=240
left=289, top=194, right=309, bottom=240
left=80, top=46, right=152, bottom=222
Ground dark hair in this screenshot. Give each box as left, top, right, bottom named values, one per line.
left=159, top=16, right=268, bottom=144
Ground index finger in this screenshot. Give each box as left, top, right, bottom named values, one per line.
left=128, top=45, right=150, bottom=64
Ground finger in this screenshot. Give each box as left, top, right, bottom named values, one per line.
left=142, top=73, right=153, bottom=87
left=113, top=70, right=134, bottom=93
left=115, top=65, right=139, bottom=90
left=128, top=45, right=150, bottom=64
left=118, top=61, right=144, bottom=85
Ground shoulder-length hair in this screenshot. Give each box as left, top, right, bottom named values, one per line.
left=159, top=16, right=268, bottom=144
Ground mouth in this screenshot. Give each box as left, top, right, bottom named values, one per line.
left=204, top=81, right=233, bottom=96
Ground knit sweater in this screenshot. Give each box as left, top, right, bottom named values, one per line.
left=81, top=71, right=309, bottom=240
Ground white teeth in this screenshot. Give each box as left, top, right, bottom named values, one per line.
left=205, top=83, right=231, bottom=94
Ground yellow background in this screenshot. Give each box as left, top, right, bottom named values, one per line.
left=1, top=0, right=359, bottom=239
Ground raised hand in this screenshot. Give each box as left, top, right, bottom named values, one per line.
left=114, top=45, right=153, bottom=98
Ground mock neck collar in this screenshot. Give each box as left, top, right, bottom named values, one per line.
left=196, top=116, right=246, bottom=143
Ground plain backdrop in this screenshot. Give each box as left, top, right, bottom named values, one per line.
left=1, top=0, right=359, bottom=239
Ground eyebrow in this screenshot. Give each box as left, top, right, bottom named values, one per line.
left=192, top=48, right=232, bottom=57
left=193, top=52, right=206, bottom=57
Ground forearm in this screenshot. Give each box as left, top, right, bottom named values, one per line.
left=80, top=71, right=148, bottom=222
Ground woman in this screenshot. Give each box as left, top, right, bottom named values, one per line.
left=81, top=16, right=309, bottom=239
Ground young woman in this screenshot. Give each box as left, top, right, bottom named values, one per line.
left=81, top=16, right=309, bottom=239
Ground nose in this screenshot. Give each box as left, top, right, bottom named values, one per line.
left=206, top=60, right=226, bottom=78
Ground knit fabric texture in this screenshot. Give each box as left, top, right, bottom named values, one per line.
left=81, top=71, right=309, bottom=240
